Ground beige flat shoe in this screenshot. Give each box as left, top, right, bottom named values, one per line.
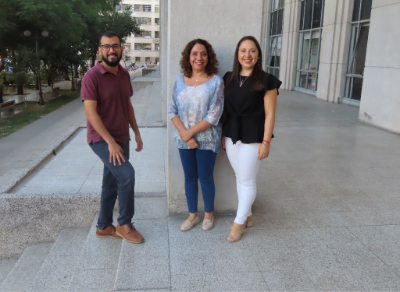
left=180, top=215, right=201, bottom=231
left=202, top=217, right=214, bottom=231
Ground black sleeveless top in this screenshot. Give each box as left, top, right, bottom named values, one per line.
left=222, top=72, right=282, bottom=144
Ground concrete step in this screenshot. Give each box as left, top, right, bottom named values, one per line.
left=0, top=244, right=53, bottom=292
left=30, top=228, right=90, bottom=292
left=114, top=219, right=170, bottom=291
left=141, top=84, right=153, bottom=102
left=68, top=215, right=122, bottom=292
left=144, top=81, right=163, bottom=126
left=131, top=87, right=144, bottom=103
left=0, top=260, right=17, bottom=288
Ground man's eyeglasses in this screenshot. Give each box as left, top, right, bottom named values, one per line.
left=100, top=44, right=122, bottom=51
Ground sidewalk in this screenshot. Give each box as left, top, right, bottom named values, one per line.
left=2, top=80, right=400, bottom=290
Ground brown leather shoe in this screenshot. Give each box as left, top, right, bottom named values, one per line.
left=96, top=225, right=122, bottom=239
left=116, top=223, right=145, bottom=244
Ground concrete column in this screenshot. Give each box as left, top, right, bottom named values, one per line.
left=165, top=0, right=264, bottom=214
left=359, top=0, right=400, bottom=134
left=160, top=0, right=168, bottom=126
left=317, top=0, right=353, bottom=103
left=280, top=0, right=302, bottom=90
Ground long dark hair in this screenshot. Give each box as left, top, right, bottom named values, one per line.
left=225, top=36, right=265, bottom=91
left=180, top=39, right=219, bottom=78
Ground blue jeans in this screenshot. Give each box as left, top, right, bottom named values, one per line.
left=90, top=140, right=135, bottom=229
left=178, top=149, right=217, bottom=213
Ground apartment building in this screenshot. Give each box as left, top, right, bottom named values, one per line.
left=118, top=0, right=160, bottom=66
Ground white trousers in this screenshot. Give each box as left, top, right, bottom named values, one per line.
left=225, top=137, right=261, bottom=224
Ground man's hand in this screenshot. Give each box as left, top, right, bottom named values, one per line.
left=108, top=140, right=126, bottom=166
left=135, top=134, right=143, bottom=152
left=179, top=129, right=193, bottom=142
left=186, top=138, right=199, bottom=149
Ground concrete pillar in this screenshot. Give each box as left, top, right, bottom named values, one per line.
left=160, top=0, right=168, bottom=126
left=359, top=0, right=400, bottom=134
left=280, top=0, right=302, bottom=90
left=165, top=0, right=264, bottom=214
left=317, top=0, right=353, bottom=103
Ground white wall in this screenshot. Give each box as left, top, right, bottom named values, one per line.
left=165, top=0, right=264, bottom=214
left=359, top=0, right=400, bottom=134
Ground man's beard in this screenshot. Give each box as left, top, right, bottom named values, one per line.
left=102, top=52, right=122, bottom=67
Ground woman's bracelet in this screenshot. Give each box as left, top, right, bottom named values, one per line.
left=262, top=140, right=271, bottom=147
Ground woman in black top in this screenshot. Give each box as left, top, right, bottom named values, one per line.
left=221, top=36, right=282, bottom=242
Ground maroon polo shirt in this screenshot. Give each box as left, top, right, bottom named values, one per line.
left=81, top=61, right=133, bottom=144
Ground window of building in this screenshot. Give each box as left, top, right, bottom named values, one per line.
left=155, top=43, right=160, bottom=51
left=135, top=57, right=141, bottom=62
left=143, top=5, right=151, bottom=12
left=115, top=5, right=122, bottom=11
left=295, top=0, right=325, bottom=92
left=344, top=0, right=372, bottom=102
left=155, top=18, right=160, bottom=25
left=134, top=17, right=152, bottom=25
left=134, top=4, right=140, bottom=12
left=155, top=31, right=159, bottom=38
left=266, top=0, right=285, bottom=79
left=143, top=43, right=152, bottom=50
left=122, top=4, right=129, bottom=11
left=126, top=56, right=130, bottom=62
left=145, top=57, right=151, bottom=63
left=143, top=31, right=151, bottom=38
left=134, top=43, right=143, bottom=50
left=155, top=5, right=160, bottom=13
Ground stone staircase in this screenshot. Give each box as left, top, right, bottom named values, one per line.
left=131, top=80, right=162, bottom=127
left=0, top=197, right=170, bottom=292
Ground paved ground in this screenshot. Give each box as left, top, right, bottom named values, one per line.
left=2, top=73, right=400, bottom=290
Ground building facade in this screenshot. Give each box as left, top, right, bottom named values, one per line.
left=162, top=0, right=400, bottom=213
left=119, top=0, right=160, bottom=66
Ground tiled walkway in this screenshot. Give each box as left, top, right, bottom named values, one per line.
left=13, top=127, right=166, bottom=196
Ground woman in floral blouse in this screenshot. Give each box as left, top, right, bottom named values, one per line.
left=168, top=39, right=224, bottom=232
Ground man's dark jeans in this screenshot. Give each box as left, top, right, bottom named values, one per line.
left=90, top=140, right=135, bottom=229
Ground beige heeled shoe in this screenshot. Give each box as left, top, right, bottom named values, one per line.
left=230, top=215, right=253, bottom=230
left=227, top=223, right=246, bottom=242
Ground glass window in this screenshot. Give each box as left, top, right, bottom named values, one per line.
left=155, top=43, right=160, bottom=50
left=143, top=43, right=152, bottom=50
left=155, top=31, right=159, bottom=38
left=122, top=4, right=128, bottom=11
left=155, top=5, right=160, bottom=13
left=143, top=5, right=151, bottom=12
left=344, top=0, right=372, bottom=101
left=134, top=43, right=143, bottom=50
left=266, top=0, right=284, bottom=79
left=125, top=56, right=130, bottom=62
left=143, top=31, right=151, bottom=38
left=296, top=0, right=324, bottom=92
left=360, top=0, right=372, bottom=20
left=135, top=57, right=140, bottom=62
left=134, top=4, right=140, bottom=12
left=145, top=57, right=151, bottom=62
left=135, top=17, right=152, bottom=25
left=155, top=18, right=160, bottom=25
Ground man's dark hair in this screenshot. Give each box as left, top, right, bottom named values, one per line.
left=99, top=31, right=121, bottom=45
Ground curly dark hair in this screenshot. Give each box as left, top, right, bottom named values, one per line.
left=180, top=39, right=219, bottom=78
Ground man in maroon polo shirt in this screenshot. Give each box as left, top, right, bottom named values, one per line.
left=81, top=31, right=144, bottom=244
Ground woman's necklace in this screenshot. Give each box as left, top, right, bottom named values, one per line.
left=240, top=75, right=250, bottom=87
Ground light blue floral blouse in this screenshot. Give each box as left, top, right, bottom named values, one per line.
left=168, top=74, right=224, bottom=153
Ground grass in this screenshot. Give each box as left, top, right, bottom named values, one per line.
left=0, top=91, right=80, bottom=139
